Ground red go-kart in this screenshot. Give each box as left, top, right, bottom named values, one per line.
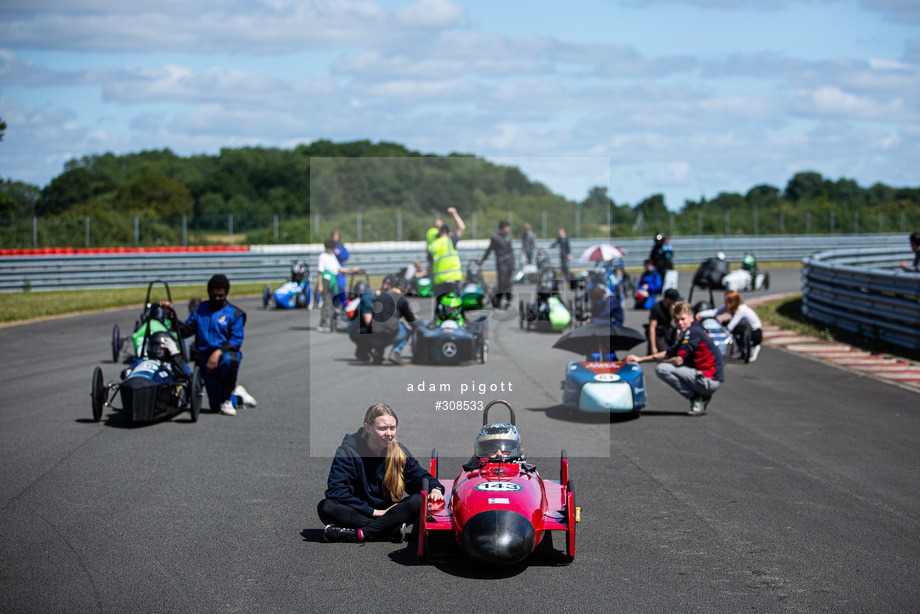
left=418, top=400, right=579, bottom=565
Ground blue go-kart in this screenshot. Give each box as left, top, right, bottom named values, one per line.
left=263, top=260, right=315, bottom=310
left=555, top=322, right=648, bottom=415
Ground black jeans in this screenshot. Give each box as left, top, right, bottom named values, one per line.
left=317, top=495, right=422, bottom=540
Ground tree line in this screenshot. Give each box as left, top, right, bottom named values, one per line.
left=1, top=139, right=918, bottom=248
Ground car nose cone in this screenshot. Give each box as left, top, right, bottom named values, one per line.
left=461, top=509, right=535, bottom=565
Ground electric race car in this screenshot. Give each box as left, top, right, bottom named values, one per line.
left=93, top=324, right=204, bottom=425
left=520, top=276, right=572, bottom=332
left=418, top=401, right=578, bottom=565
left=688, top=252, right=770, bottom=304
left=411, top=293, right=488, bottom=365
left=111, top=280, right=190, bottom=364
left=263, top=259, right=315, bottom=309
left=554, top=322, right=648, bottom=414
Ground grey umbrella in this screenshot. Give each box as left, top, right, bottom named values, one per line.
left=552, top=322, right=645, bottom=356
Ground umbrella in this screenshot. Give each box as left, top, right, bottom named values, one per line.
left=552, top=322, right=645, bottom=355
left=578, top=244, right=625, bottom=263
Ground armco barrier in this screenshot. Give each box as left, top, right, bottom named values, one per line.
left=802, top=247, right=920, bottom=350
left=0, top=233, right=911, bottom=293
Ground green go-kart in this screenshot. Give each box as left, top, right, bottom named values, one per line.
left=112, top=280, right=191, bottom=364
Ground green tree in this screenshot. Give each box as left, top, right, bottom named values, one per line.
left=784, top=171, right=824, bottom=202
left=116, top=171, right=194, bottom=217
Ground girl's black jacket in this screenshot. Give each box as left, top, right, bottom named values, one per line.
left=323, top=428, right=444, bottom=517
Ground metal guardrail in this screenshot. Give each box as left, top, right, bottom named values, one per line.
left=0, top=233, right=911, bottom=293
left=802, top=247, right=920, bottom=350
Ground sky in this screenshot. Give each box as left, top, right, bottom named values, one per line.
left=0, top=0, right=918, bottom=210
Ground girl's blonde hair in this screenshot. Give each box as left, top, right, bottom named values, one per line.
left=723, top=290, right=743, bottom=314
left=363, top=404, right=406, bottom=503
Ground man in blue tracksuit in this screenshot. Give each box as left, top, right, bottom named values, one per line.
left=179, top=274, right=252, bottom=416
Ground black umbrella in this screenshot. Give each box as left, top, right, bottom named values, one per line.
left=552, top=322, right=646, bottom=356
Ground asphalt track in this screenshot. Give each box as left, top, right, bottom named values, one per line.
left=2, top=268, right=919, bottom=613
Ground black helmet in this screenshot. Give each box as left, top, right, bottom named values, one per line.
left=146, top=331, right=174, bottom=361
left=148, top=305, right=167, bottom=324
left=693, top=300, right=714, bottom=315
left=353, top=280, right=370, bottom=295
left=474, top=423, right=523, bottom=459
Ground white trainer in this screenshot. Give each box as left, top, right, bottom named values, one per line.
left=749, top=344, right=761, bottom=362
left=233, top=385, right=257, bottom=407
left=220, top=400, right=237, bottom=416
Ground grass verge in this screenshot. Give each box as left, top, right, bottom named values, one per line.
left=757, top=293, right=920, bottom=363
left=0, top=283, right=268, bottom=324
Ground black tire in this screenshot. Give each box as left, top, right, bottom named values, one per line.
left=518, top=300, right=524, bottom=329
left=263, top=285, right=272, bottom=310
left=560, top=449, right=567, bottom=482
left=763, top=272, right=770, bottom=291
left=480, top=342, right=488, bottom=364
left=190, top=367, right=203, bottom=421
left=112, top=324, right=121, bottom=363
left=305, top=287, right=315, bottom=310
left=741, top=326, right=752, bottom=364
left=92, top=366, right=104, bottom=422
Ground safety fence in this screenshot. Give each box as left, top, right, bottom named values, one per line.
left=802, top=247, right=920, bottom=350
left=0, top=233, right=911, bottom=293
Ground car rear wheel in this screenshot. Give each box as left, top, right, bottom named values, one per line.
left=92, top=367, right=105, bottom=422
left=480, top=342, right=488, bottom=364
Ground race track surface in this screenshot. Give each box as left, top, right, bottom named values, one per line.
left=1, top=268, right=919, bottom=613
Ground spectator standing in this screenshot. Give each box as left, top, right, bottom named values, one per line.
left=330, top=229, right=350, bottom=306
left=521, top=223, right=536, bottom=265
left=427, top=207, right=466, bottom=317
left=479, top=220, right=515, bottom=309
left=317, top=238, right=362, bottom=333
left=549, top=227, right=572, bottom=283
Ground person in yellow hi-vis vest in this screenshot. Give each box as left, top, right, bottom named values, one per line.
left=427, top=207, right=466, bottom=318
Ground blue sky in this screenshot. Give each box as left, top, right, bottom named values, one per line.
left=0, top=0, right=918, bottom=209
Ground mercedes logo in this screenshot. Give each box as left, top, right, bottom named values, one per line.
left=442, top=341, right=458, bottom=358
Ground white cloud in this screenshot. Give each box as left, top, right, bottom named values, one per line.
left=395, top=0, right=466, bottom=27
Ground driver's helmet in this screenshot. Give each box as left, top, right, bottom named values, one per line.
left=693, top=300, right=714, bottom=315
left=353, top=280, right=370, bottom=296
left=291, top=261, right=306, bottom=282
left=716, top=251, right=726, bottom=261
left=741, top=253, right=756, bottom=271
left=437, top=293, right=463, bottom=322
left=474, top=423, right=523, bottom=459
left=148, top=304, right=167, bottom=324
left=146, top=331, right=177, bottom=361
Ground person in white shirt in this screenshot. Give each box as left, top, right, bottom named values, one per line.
left=696, top=290, right=763, bottom=362
left=317, top=238, right=362, bottom=332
